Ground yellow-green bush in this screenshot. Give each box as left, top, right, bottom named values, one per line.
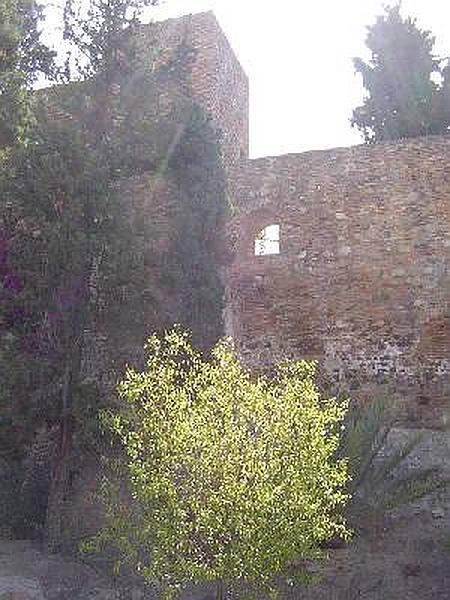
left=94, top=328, right=350, bottom=599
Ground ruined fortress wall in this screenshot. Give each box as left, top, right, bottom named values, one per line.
left=42, top=12, right=450, bottom=430
left=141, top=12, right=249, bottom=168
left=226, top=137, right=450, bottom=426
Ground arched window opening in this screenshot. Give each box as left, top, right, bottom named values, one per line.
left=254, top=224, right=280, bottom=256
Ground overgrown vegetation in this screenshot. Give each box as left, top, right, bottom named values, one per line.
left=0, top=0, right=226, bottom=544
left=89, top=328, right=351, bottom=600
left=1, top=0, right=447, bottom=574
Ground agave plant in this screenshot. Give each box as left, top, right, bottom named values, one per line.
left=338, top=397, right=445, bottom=526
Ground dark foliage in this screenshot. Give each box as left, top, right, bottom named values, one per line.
left=0, top=0, right=55, bottom=149
left=0, top=0, right=227, bottom=542
left=352, top=4, right=450, bottom=142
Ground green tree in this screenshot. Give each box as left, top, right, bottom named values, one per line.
left=0, top=0, right=55, bottom=534
left=435, top=59, right=450, bottom=130
left=351, top=4, right=449, bottom=142
left=0, top=0, right=227, bottom=544
left=92, top=328, right=350, bottom=600
left=0, top=0, right=54, bottom=151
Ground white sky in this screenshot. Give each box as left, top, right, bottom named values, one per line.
left=43, top=0, right=450, bottom=158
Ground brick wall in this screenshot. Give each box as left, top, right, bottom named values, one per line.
left=41, top=12, right=450, bottom=428
left=140, top=11, right=249, bottom=170
left=70, top=11, right=247, bottom=387
left=136, top=13, right=449, bottom=427
left=225, top=137, right=450, bottom=426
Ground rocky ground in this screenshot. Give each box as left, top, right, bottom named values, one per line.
left=290, top=428, right=450, bottom=600
left=1, top=428, right=450, bottom=600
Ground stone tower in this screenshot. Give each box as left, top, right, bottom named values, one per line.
left=142, top=11, right=249, bottom=170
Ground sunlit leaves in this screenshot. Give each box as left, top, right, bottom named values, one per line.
left=99, top=328, right=351, bottom=598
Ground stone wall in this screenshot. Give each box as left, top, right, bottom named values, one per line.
left=40, top=11, right=450, bottom=426
left=225, top=137, right=450, bottom=426
left=140, top=11, right=249, bottom=170
left=69, top=11, right=246, bottom=386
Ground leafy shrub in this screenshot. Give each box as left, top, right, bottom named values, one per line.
left=90, top=328, right=351, bottom=599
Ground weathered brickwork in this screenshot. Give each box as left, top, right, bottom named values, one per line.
left=48, top=12, right=449, bottom=428
left=225, top=139, right=450, bottom=426
left=140, top=12, right=249, bottom=170
left=134, top=13, right=449, bottom=426
left=68, top=13, right=247, bottom=393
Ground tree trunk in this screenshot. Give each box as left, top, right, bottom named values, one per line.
left=45, top=261, right=91, bottom=550
left=44, top=412, right=73, bottom=551
left=216, top=580, right=224, bottom=600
